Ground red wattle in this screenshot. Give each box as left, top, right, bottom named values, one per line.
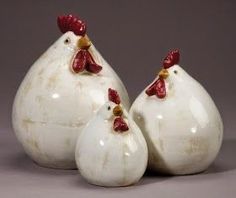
left=86, top=63, right=102, bottom=74
left=86, top=52, right=102, bottom=73
left=113, top=117, right=129, bottom=132
left=71, top=50, right=102, bottom=74
left=155, top=78, right=166, bottom=98
left=145, top=78, right=166, bottom=99
left=72, top=50, right=87, bottom=73
left=145, top=80, right=158, bottom=96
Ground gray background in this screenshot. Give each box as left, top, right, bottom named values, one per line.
left=0, top=0, right=236, bottom=197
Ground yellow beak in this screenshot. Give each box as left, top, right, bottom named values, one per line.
left=78, top=35, right=91, bottom=50
left=113, top=105, right=123, bottom=116
left=158, top=68, right=169, bottom=79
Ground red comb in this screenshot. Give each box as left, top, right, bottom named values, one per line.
left=57, top=14, right=86, bottom=36
left=163, top=49, right=180, bottom=69
left=108, top=88, right=121, bottom=104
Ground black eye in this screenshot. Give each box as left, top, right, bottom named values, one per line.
left=64, top=38, right=71, bottom=44
left=107, top=106, right=111, bottom=111
left=174, top=70, right=178, bottom=74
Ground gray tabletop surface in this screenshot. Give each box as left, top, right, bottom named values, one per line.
left=0, top=129, right=235, bottom=198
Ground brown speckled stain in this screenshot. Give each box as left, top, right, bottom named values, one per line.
left=64, top=138, right=71, bottom=147
left=76, top=81, right=82, bottom=90
left=23, top=82, right=32, bottom=96
left=157, top=119, right=163, bottom=134
left=26, top=139, right=39, bottom=151
left=166, top=82, right=175, bottom=97
left=22, top=118, right=34, bottom=132
left=120, top=143, right=130, bottom=186
left=159, top=139, right=164, bottom=151
left=38, top=68, right=45, bottom=77
left=184, top=137, right=209, bottom=156
left=47, top=72, right=59, bottom=88
left=101, top=151, right=109, bottom=169
left=35, top=95, right=43, bottom=103
left=92, top=102, right=100, bottom=113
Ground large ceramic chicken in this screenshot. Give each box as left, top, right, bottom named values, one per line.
left=12, top=14, right=130, bottom=169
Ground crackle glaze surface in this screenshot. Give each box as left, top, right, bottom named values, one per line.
left=12, top=31, right=130, bottom=169
left=130, top=65, right=223, bottom=175
left=75, top=102, right=148, bottom=187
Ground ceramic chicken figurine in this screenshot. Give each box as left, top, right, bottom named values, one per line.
left=130, top=50, right=223, bottom=175
left=12, top=14, right=130, bottom=169
left=75, top=88, right=148, bottom=187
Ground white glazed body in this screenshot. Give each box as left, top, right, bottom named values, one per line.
left=130, top=65, right=223, bottom=175
left=75, top=102, right=148, bottom=187
left=12, top=32, right=130, bottom=169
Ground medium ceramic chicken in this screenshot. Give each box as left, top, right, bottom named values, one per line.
left=130, top=50, right=223, bottom=175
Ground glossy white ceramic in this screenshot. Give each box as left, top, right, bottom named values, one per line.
left=12, top=31, right=130, bottom=169
left=75, top=102, right=148, bottom=186
left=130, top=65, right=223, bottom=175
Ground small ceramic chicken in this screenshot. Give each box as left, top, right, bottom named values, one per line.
left=75, top=88, right=148, bottom=187
left=12, top=14, right=130, bottom=169
left=130, top=50, right=223, bottom=175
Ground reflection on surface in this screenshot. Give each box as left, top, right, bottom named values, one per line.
left=191, top=127, right=197, bottom=133
left=156, top=114, right=163, bottom=120
left=52, top=93, right=60, bottom=99
left=89, top=90, right=105, bottom=108
left=190, top=96, right=209, bottom=128
left=124, top=152, right=130, bottom=157
left=99, top=140, right=104, bottom=147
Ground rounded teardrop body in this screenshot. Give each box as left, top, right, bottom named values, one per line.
left=75, top=102, right=148, bottom=186
left=130, top=65, right=223, bottom=175
left=12, top=32, right=130, bottom=169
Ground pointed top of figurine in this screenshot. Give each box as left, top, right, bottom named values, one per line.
left=57, top=14, right=87, bottom=36
left=108, top=88, right=121, bottom=105
left=163, top=49, right=180, bottom=69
